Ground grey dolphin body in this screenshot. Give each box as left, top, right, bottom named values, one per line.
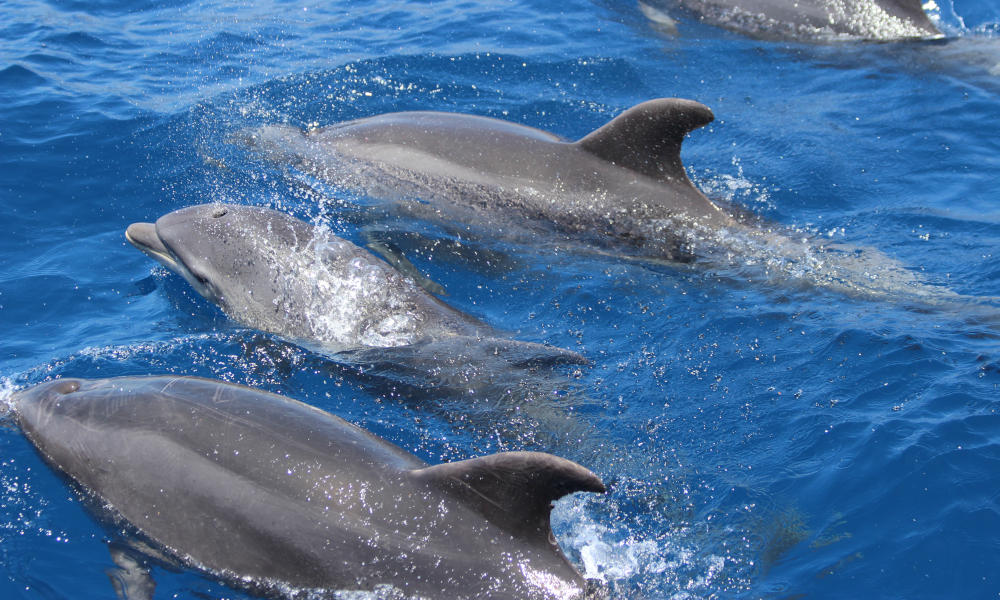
left=126, top=204, right=581, bottom=364
left=657, top=0, right=940, bottom=40
left=13, top=376, right=605, bottom=598
left=245, top=98, right=734, bottom=262
left=126, top=204, right=482, bottom=351
left=243, top=100, right=975, bottom=304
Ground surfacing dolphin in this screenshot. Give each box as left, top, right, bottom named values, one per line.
left=126, top=204, right=583, bottom=366
left=245, top=98, right=733, bottom=263
left=12, top=376, right=606, bottom=599
left=242, top=99, right=969, bottom=303
left=644, top=0, right=941, bottom=41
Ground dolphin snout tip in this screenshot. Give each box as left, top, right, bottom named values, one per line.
left=124, top=222, right=174, bottom=267
left=125, top=222, right=143, bottom=239
left=125, top=222, right=154, bottom=248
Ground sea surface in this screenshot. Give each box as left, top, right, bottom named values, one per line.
left=2, top=1, right=999, bottom=598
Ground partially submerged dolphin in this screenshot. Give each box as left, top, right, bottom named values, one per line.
left=12, top=376, right=606, bottom=598
left=126, top=204, right=582, bottom=364
left=646, top=0, right=941, bottom=41
left=243, top=100, right=969, bottom=303
left=245, top=98, right=734, bottom=262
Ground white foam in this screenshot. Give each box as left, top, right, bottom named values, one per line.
left=213, top=222, right=431, bottom=354
left=686, top=166, right=958, bottom=301
left=552, top=495, right=734, bottom=597
left=0, top=378, right=15, bottom=419
left=693, top=159, right=776, bottom=214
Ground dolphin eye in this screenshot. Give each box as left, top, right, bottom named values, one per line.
left=212, top=207, right=228, bottom=218
left=190, top=269, right=213, bottom=289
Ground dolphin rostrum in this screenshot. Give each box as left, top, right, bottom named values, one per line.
left=126, top=204, right=583, bottom=364
left=12, top=376, right=606, bottom=599
left=644, top=0, right=941, bottom=41
left=244, top=98, right=734, bottom=262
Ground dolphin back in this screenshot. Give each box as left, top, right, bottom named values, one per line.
left=576, top=97, right=713, bottom=186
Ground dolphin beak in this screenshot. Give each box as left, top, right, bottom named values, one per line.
left=126, top=222, right=179, bottom=271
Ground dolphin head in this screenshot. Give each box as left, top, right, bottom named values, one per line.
left=13, top=377, right=88, bottom=449
left=126, top=204, right=305, bottom=314
left=126, top=204, right=236, bottom=305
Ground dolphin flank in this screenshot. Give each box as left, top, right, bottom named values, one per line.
left=12, top=376, right=606, bottom=599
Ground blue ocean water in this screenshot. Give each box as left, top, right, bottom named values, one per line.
left=1, top=0, right=999, bottom=598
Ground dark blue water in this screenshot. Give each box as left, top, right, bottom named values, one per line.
left=2, top=1, right=999, bottom=598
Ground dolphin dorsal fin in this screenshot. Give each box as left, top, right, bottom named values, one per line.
left=576, top=98, right=713, bottom=184
left=879, top=0, right=939, bottom=34
left=410, top=451, right=605, bottom=545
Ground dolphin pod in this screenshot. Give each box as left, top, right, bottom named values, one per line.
left=12, top=376, right=605, bottom=599
left=126, top=203, right=583, bottom=368
left=647, top=0, right=941, bottom=41
left=245, top=98, right=735, bottom=263
left=5, top=0, right=971, bottom=597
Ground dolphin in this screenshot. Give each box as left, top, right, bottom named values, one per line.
left=644, top=0, right=941, bottom=41
left=125, top=204, right=583, bottom=364
left=12, top=376, right=606, bottom=599
left=244, top=98, right=735, bottom=263
left=242, top=100, right=979, bottom=304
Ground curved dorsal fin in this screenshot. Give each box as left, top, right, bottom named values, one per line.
left=575, top=98, right=713, bottom=184
left=410, top=451, right=605, bottom=545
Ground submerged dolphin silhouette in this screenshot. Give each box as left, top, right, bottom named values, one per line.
left=245, top=98, right=734, bottom=262
left=646, top=0, right=941, bottom=41
left=126, top=204, right=583, bottom=364
left=12, top=376, right=606, bottom=599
